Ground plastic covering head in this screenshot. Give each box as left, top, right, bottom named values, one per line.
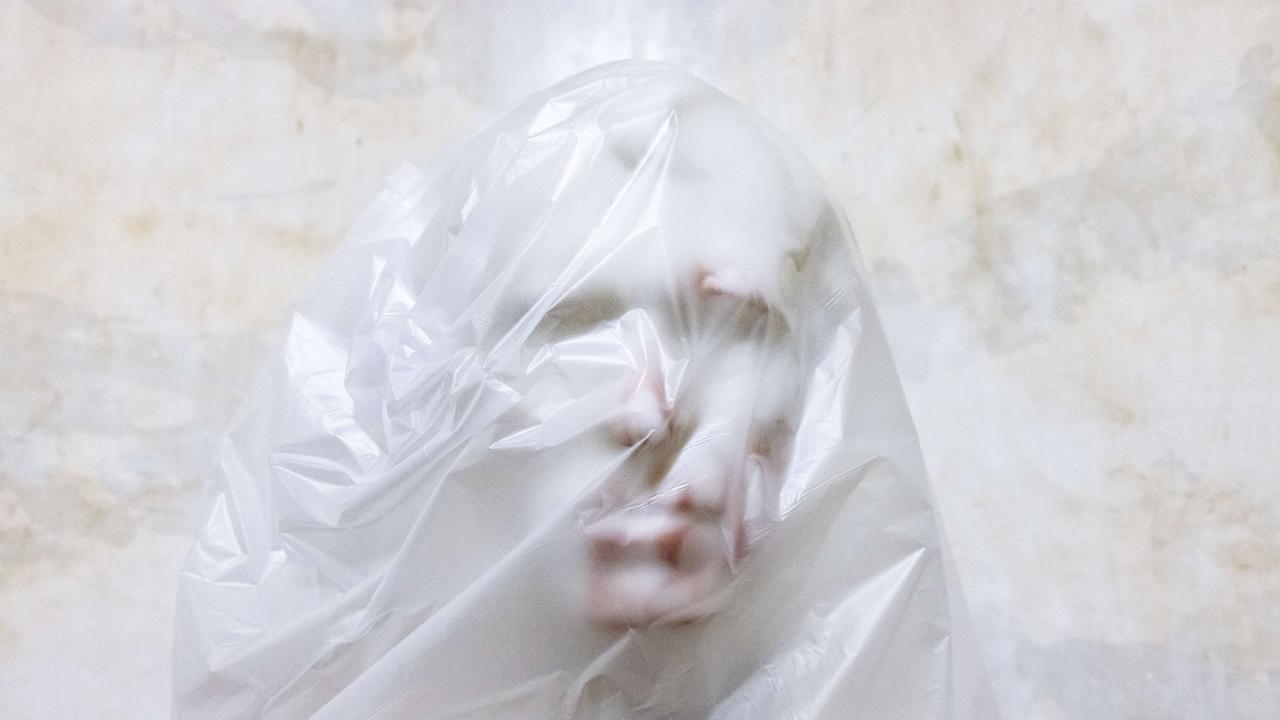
left=174, top=61, right=995, bottom=719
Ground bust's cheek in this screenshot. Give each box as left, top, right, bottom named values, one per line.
left=496, top=312, right=679, bottom=447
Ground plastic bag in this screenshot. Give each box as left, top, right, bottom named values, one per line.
left=173, top=60, right=995, bottom=719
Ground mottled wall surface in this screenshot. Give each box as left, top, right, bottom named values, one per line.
left=2, top=2, right=1278, bottom=718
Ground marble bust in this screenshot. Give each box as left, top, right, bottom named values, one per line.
left=174, top=61, right=993, bottom=720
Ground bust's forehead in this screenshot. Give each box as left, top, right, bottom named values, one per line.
left=494, top=85, right=819, bottom=312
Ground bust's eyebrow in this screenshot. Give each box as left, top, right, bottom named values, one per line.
left=695, top=267, right=768, bottom=307
left=553, top=286, right=628, bottom=316
left=690, top=266, right=779, bottom=336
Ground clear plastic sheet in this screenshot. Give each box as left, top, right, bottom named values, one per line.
left=174, top=60, right=995, bottom=719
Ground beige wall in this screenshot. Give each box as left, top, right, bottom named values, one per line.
left=2, top=1, right=1279, bottom=717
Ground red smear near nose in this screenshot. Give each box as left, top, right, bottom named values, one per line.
left=657, top=525, right=686, bottom=566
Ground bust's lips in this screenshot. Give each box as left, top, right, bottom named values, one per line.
left=583, top=486, right=740, bottom=628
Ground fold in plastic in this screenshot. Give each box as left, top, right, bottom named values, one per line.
left=174, top=61, right=995, bottom=719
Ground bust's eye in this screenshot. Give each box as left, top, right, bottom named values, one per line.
left=535, top=288, right=628, bottom=341
left=717, top=295, right=773, bottom=342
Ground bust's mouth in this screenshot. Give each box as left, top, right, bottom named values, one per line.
left=582, top=482, right=742, bottom=628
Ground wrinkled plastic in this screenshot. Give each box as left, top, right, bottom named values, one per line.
left=174, top=61, right=995, bottom=719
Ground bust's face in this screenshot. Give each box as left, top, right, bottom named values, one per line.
left=470, top=90, right=815, bottom=627
left=499, top=241, right=797, bottom=627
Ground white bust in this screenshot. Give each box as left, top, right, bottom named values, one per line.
left=174, top=61, right=993, bottom=720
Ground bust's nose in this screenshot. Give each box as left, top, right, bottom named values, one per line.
left=607, top=360, right=672, bottom=446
